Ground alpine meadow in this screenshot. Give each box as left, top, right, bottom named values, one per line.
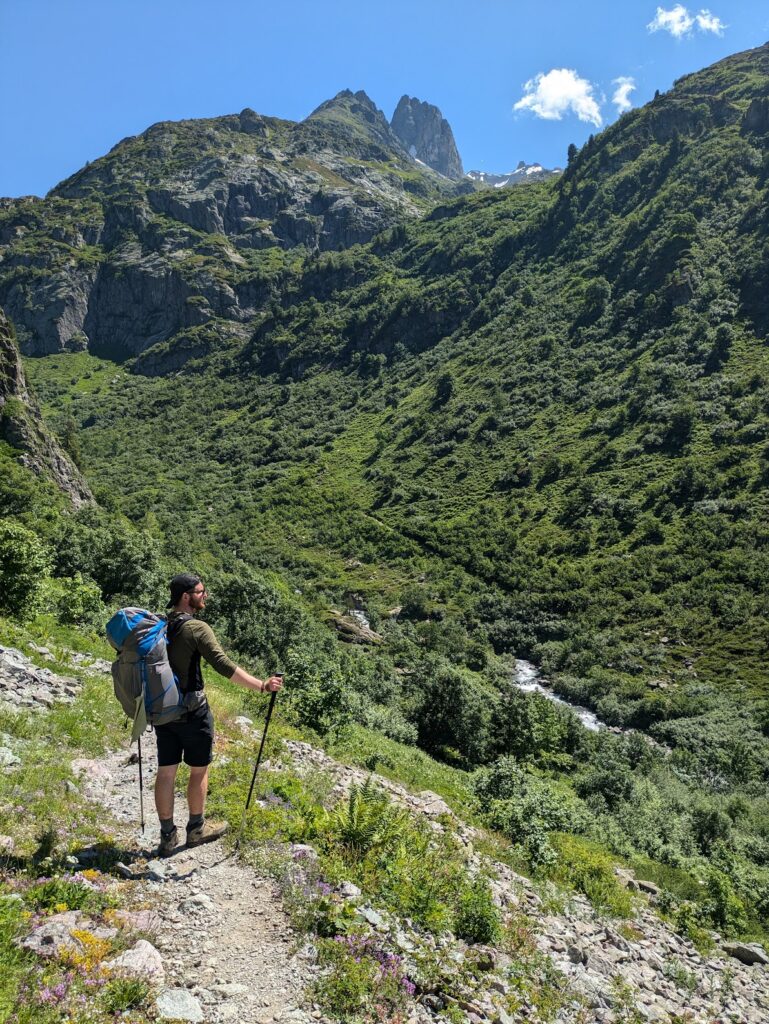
left=1, top=35, right=769, bottom=1024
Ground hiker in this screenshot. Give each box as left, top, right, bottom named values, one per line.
left=155, top=572, right=284, bottom=856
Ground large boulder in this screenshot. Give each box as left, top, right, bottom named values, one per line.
left=722, top=941, right=769, bottom=966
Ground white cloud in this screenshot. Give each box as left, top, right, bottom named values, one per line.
left=612, top=77, right=636, bottom=114
left=513, top=68, right=602, bottom=127
left=696, top=9, right=726, bottom=34
left=648, top=5, right=695, bottom=37
left=647, top=5, right=726, bottom=37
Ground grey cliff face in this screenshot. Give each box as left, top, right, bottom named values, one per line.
left=390, top=96, right=463, bottom=180
left=0, top=308, right=93, bottom=505
left=0, top=96, right=465, bottom=367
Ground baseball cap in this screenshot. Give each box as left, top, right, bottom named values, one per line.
left=167, top=573, right=203, bottom=608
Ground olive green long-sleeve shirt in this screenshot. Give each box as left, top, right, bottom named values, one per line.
left=166, top=611, right=237, bottom=693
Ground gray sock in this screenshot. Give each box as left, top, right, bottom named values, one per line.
left=187, top=813, right=204, bottom=830
left=160, top=818, right=175, bottom=835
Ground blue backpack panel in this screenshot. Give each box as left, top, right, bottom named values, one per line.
left=106, top=608, right=186, bottom=729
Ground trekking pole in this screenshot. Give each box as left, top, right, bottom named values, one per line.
left=235, top=686, right=279, bottom=850
left=137, top=735, right=145, bottom=834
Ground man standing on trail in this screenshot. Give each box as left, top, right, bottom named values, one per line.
left=156, top=572, right=284, bottom=856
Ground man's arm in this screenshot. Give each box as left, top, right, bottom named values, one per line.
left=229, top=667, right=284, bottom=694
left=191, top=622, right=283, bottom=693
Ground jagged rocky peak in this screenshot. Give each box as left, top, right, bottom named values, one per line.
left=305, top=89, right=401, bottom=148
left=0, top=308, right=92, bottom=506
left=390, top=95, right=463, bottom=179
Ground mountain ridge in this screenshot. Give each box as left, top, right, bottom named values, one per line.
left=0, top=90, right=467, bottom=361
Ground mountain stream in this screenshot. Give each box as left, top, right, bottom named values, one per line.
left=513, top=659, right=605, bottom=731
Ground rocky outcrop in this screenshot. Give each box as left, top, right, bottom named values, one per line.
left=742, top=96, right=769, bottom=135
left=0, top=308, right=93, bottom=504
left=21, top=911, right=118, bottom=957
left=0, top=644, right=106, bottom=711
left=0, top=309, right=28, bottom=401
left=330, top=610, right=384, bottom=645
left=391, top=96, right=463, bottom=179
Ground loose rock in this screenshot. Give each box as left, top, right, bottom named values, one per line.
left=156, top=988, right=204, bottom=1022
left=104, top=939, right=165, bottom=984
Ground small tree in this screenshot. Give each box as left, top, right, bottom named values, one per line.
left=60, top=416, right=83, bottom=468
left=434, top=371, right=455, bottom=406
left=0, top=520, right=51, bottom=617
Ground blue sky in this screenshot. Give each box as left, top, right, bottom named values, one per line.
left=1, top=1, right=767, bottom=197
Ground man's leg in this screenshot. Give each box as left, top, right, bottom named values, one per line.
left=185, top=763, right=229, bottom=848
left=155, top=763, right=179, bottom=820
left=184, top=706, right=228, bottom=847
left=187, top=765, right=209, bottom=816
left=155, top=763, right=180, bottom=855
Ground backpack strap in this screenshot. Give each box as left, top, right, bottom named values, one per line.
left=165, top=613, right=203, bottom=697
left=166, top=612, right=193, bottom=644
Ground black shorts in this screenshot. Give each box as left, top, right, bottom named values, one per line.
left=155, top=704, right=215, bottom=768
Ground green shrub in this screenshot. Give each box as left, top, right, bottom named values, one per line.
left=53, top=506, right=163, bottom=603
left=691, top=805, right=732, bottom=855
left=672, top=900, right=716, bottom=953
left=359, top=702, right=418, bottom=745
left=0, top=520, right=50, bottom=617
left=283, top=644, right=353, bottom=737
left=472, top=758, right=584, bottom=849
left=101, top=977, right=150, bottom=1013
left=702, top=868, right=748, bottom=936
left=453, top=877, right=501, bottom=944
left=40, top=572, right=105, bottom=626
left=576, top=760, right=636, bottom=810
left=549, top=835, right=634, bottom=917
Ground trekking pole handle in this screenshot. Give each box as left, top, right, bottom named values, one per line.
left=264, top=672, right=283, bottom=691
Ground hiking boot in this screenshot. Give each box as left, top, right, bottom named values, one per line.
left=158, top=826, right=179, bottom=857
left=186, top=819, right=229, bottom=847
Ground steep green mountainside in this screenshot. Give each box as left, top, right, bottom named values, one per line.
left=0, top=89, right=468, bottom=363
left=6, top=43, right=769, bottom=940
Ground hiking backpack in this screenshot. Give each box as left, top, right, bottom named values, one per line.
left=106, top=608, right=189, bottom=731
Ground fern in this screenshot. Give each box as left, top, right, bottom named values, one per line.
left=326, top=779, right=408, bottom=857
